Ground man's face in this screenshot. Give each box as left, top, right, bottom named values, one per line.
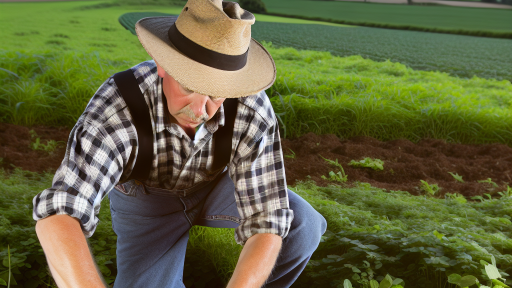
left=156, top=62, right=226, bottom=130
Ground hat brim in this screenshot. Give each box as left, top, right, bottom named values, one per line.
left=135, top=16, right=276, bottom=98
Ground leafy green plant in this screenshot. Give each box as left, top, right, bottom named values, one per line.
left=498, top=186, right=512, bottom=199
left=343, top=274, right=404, bottom=288
left=445, top=192, right=467, bottom=204
left=319, top=155, right=348, bottom=183
left=448, top=255, right=509, bottom=288
left=284, top=148, right=296, bottom=159
left=28, top=130, right=63, bottom=155
left=349, top=158, right=384, bottom=171
left=0, top=245, right=11, bottom=287
left=478, top=178, right=499, bottom=188
left=448, top=172, right=464, bottom=183
left=321, top=171, right=348, bottom=183
left=471, top=195, right=487, bottom=202
left=420, top=180, right=440, bottom=196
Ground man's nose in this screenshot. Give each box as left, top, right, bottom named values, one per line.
left=191, top=95, right=209, bottom=118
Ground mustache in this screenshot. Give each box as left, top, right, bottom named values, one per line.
left=176, top=103, right=209, bottom=123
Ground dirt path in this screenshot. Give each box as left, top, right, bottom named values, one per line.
left=1, top=122, right=511, bottom=197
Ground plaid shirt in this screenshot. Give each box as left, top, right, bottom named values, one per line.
left=32, top=60, right=294, bottom=246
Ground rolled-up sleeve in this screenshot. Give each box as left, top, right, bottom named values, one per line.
left=32, top=119, right=131, bottom=238
left=230, top=116, right=294, bottom=246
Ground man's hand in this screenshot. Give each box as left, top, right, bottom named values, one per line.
left=36, top=214, right=107, bottom=288
left=226, top=233, right=282, bottom=288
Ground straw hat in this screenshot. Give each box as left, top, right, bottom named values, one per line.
left=135, top=0, right=276, bottom=98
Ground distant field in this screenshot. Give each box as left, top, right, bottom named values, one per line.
left=262, top=0, right=512, bottom=38
left=116, top=11, right=512, bottom=82
left=2, top=1, right=511, bottom=82
left=252, top=22, right=512, bottom=82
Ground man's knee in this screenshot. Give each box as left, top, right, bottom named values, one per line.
left=287, top=189, right=327, bottom=249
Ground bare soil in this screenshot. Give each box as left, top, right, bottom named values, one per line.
left=2, top=122, right=511, bottom=197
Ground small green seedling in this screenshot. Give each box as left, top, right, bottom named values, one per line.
left=348, top=157, right=384, bottom=171
left=471, top=195, right=486, bottom=202
left=448, top=172, right=464, bottom=183
left=420, top=180, right=439, bottom=196
left=319, top=155, right=344, bottom=170
left=478, top=178, right=499, bottom=188
left=498, top=186, right=512, bottom=199
left=445, top=192, right=467, bottom=204
left=29, top=130, right=63, bottom=155
left=319, top=155, right=348, bottom=183
left=284, top=148, right=296, bottom=159
left=321, top=171, right=348, bottom=183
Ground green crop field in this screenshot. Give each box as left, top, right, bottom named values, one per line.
left=254, top=22, right=512, bottom=82
left=262, top=0, right=512, bottom=38
left=2, top=1, right=512, bottom=288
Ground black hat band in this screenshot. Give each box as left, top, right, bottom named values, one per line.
left=168, top=23, right=249, bottom=71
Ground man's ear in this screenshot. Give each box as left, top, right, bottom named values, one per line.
left=156, top=61, right=166, bottom=78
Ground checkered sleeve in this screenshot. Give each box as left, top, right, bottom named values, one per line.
left=230, top=107, right=294, bottom=246
left=32, top=79, right=135, bottom=238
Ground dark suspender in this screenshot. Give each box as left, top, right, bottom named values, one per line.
left=113, top=68, right=237, bottom=183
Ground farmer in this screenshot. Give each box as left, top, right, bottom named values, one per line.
left=32, top=0, right=327, bottom=287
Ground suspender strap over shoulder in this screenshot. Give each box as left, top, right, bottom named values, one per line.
left=212, top=97, right=238, bottom=172
left=113, top=68, right=239, bottom=183
left=113, top=69, right=153, bottom=182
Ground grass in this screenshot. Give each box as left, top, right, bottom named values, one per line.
left=268, top=46, right=512, bottom=144
left=2, top=46, right=512, bottom=146
left=262, top=0, right=512, bottom=38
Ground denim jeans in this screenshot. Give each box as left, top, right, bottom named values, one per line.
left=108, top=170, right=327, bottom=288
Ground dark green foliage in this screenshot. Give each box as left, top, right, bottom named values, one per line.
left=113, top=0, right=186, bottom=6
left=118, top=12, right=176, bottom=35
left=290, top=181, right=512, bottom=287
left=0, top=169, right=231, bottom=287
left=80, top=0, right=186, bottom=10
left=239, top=0, right=267, bottom=14
left=4, top=166, right=512, bottom=287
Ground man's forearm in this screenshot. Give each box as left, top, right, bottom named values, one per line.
left=227, top=233, right=282, bottom=288
left=35, top=214, right=106, bottom=288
